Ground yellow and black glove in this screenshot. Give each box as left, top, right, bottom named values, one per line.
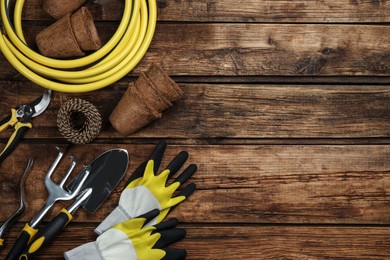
left=95, top=141, right=197, bottom=234
left=65, top=209, right=187, bottom=260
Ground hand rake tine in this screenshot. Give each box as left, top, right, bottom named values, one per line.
left=59, top=156, right=77, bottom=188
left=45, top=146, right=66, bottom=182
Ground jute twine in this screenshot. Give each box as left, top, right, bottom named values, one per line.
left=57, top=98, right=102, bottom=144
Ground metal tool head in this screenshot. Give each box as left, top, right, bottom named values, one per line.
left=16, top=90, right=52, bottom=122
left=30, top=149, right=90, bottom=228
left=0, top=158, right=33, bottom=240
left=67, top=149, right=129, bottom=213
left=31, top=89, right=52, bottom=117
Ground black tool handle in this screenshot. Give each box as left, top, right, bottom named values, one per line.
left=18, top=209, right=73, bottom=260
left=0, top=114, right=12, bottom=129
left=0, top=125, right=30, bottom=163
left=5, top=224, right=37, bottom=260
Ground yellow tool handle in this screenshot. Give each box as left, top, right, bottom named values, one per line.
left=0, top=109, right=19, bottom=133
left=18, top=209, right=73, bottom=260
left=5, top=224, right=38, bottom=260
left=0, top=109, right=32, bottom=163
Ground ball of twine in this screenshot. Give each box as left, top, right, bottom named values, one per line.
left=57, top=98, right=102, bottom=144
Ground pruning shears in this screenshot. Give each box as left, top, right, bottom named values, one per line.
left=0, top=90, right=52, bottom=163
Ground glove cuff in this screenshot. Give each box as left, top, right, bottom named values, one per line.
left=94, top=205, right=130, bottom=235
left=64, top=241, right=103, bottom=260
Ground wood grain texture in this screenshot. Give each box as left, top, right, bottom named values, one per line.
left=1, top=224, right=390, bottom=259
left=1, top=144, right=389, bottom=224
left=155, top=0, right=390, bottom=23
left=1, top=24, right=390, bottom=78
left=13, top=0, right=390, bottom=22
left=1, top=0, right=389, bottom=259
left=0, top=82, right=388, bottom=139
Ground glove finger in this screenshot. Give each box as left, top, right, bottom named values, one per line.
left=125, top=141, right=166, bottom=185
left=167, top=183, right=197, bottom=216
left=135, top=209, right=160, bottom=226
left=126, top=160, right=147, bottom=185
left=154, top=228, right=187, bottom=248
left=150, top=141, right=167, bottom=173
left=161, top=248, right=187, bottom=260
left=174, top=164, right=197, bottom=185
left=153, top=218, right=179, bottom=232
left=176, top=182, right=196, bottom=199
left=164, top=151, right=188, bottom=177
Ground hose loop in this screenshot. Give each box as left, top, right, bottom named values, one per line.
left=0, top=0, right=157, bottom=93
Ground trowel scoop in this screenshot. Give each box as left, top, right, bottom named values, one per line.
left=67, top=148, right=129, bottom=212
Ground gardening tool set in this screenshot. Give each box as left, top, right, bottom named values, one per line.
left=1, top=141, right=196, bottom=259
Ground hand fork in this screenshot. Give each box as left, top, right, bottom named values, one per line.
left=5, top=147, right=90, bottom=260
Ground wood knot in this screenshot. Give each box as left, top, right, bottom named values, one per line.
left=321, top=48, right=333, bottom=55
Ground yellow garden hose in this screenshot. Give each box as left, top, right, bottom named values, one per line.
left=0, top=0, right=157, bottom=93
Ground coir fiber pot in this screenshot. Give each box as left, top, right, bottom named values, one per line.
left=43, top=0, right=87, bottom=19
left=134, top=72, right=172, bottom=112
left=71, top=7, right=101, bottom=51
left=145, top=63, right=184, bottom=101
left=36, top=13, right=85, bottom=58
left=109, top=85, right=161, bottom=136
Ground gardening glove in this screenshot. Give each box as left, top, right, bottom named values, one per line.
left=64, top=209, right=187, bottom=260
left=95, top=141, right=197, bottom=234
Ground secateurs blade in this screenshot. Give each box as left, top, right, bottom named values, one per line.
left=0, top=90, right=52, bottom=163
left=0, top=158, right=33, bottom=247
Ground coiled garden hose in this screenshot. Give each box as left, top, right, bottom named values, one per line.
left=0, top=0, right=157, bottom=93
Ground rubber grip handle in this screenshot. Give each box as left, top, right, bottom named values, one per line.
left=0, top=125, right=30, bottom=164
left=5, top=224, right=37, bottom=260
left=18, top=209, right=73, bottom=260
left=0, top=114, right=12, bottom=131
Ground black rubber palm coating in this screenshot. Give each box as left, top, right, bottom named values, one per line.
left=176, top=182, right=197, bottom=198
left=167, top=182, right=197, bottom=216
left=137, top=209, right=160, bottom=225
left=150, top=141, right=167, bottom=172
left=125, top=141, right=167, bottom=185
left=126, top=161, right=148, bottom=185
left=174, top=164, right=197, bottom=185
left=153, top=218, right=179, bottom=232
left=165, top=151, right=189, bottom=177
left=154, top=228, right=187, bottom=249
left=162, top=248, right=187, bottom=260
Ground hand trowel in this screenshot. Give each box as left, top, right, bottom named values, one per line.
left=18, top=148, right=129, bottom=259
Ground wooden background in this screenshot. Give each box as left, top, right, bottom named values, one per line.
left=1, top=0, right=390, bottom=259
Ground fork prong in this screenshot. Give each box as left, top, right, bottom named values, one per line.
left=45, top=147, right=65, bottom=186
left=59, top=156, right=77, bottom=188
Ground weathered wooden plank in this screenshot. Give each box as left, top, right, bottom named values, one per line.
left=145, top=23, right=390, bottom=76
left=0, top=82, right=388, bottom=139
left=1, top=144, right=389, bottom=224
left=1, top=224, right=390, bottom=259
left=13, top=0, right=390, bottom=22
left=1, top=23, right=389, bottom=79
left=178, top=226, right=390, bottom=259
left=156, top=0, right=390, bottom=23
